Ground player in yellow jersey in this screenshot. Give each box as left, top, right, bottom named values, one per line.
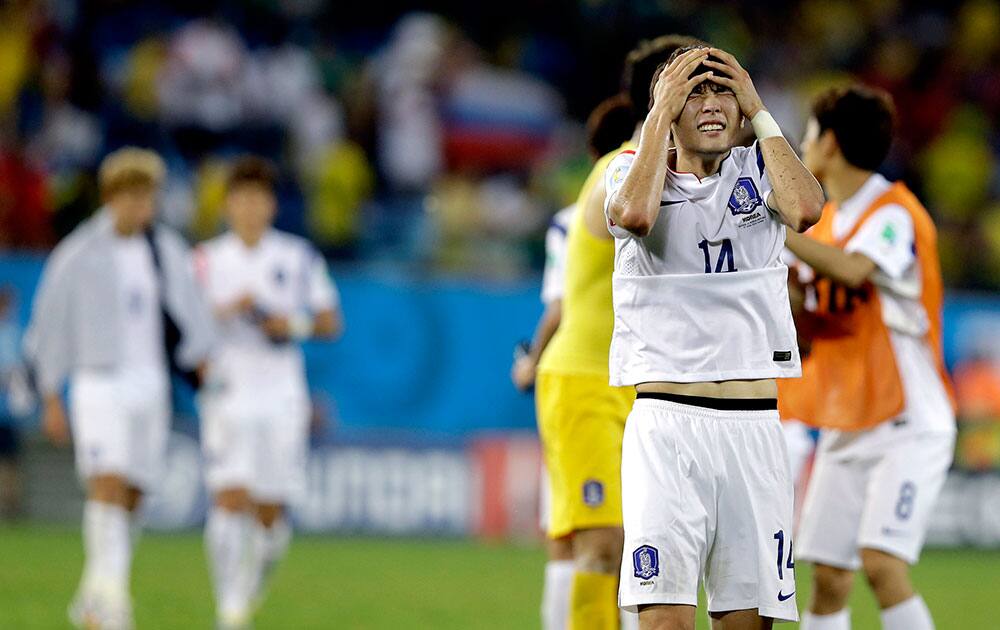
left=534, top=34, right=698, bottom=630
left=514, top=94, right=638, bottom=630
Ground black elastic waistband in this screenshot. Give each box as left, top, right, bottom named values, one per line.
left=636, top=391, right=777, bottom=411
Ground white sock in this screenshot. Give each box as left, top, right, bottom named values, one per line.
left=801, top=609, right=851, bottom=630
left=881, top=595, right=933, bottom=630
left=80, top=500, right=132, bottom=602
left=205, top=507, right=253, bottom=619
left=620, top=608, right=640, bottom=630
left=250, top=518, right=292, bottom=603
left=541, top=559, right=574, bottom=630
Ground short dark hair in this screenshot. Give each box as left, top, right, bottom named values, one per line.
left=622, top=34, right=702, bottom=121
left=811, top=85, right=896, bottom=170
left=650, top=44, right=732, bottom=108
left=586, top=93, right=635, bottom=157
left=227, top=155, right=277, bottom=192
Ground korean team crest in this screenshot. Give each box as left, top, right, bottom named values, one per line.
left=632, top=545, right=659, bottom=580
left=582, top=479, right=604, bottom=507
left=728, top=177, right=763, bottom=215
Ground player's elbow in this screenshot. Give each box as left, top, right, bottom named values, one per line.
left=612, top=203, right=654, bottom=237
left=787, top=198, right=822, bottom=233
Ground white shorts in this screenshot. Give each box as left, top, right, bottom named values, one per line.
left=619, top=396, right=797, bottom=622
left=781, top=420, right=814, bottom=485
left=201, top=389, right=310, bottom=504
left=797, top=431, right=954, bottom=569
left=69, top=369, right=170, bottom=491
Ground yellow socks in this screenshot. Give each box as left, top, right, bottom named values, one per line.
left=569, top=571, right=619, bottom=630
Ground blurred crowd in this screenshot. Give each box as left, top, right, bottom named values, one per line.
left=1, top=0, right=1000, bottom=287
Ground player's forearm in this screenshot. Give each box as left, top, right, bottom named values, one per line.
left=311, top=310, right=343, bottom=340
left=529, top=300, right=562, bottom=363
left=785, top=230, right=876, bottom=288
left=608, top=109, right=673, bottom=237
left=759, top=136, right=823, bottom=232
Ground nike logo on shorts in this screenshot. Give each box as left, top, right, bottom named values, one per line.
left=660, top=200, right=685, bottom=207
left=777, top=590, right=795, bottom=602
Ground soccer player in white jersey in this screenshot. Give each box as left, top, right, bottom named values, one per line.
left=25, top=147, right=215, bottom=629
left=195, top=157, right=343, bottom=629
left=604, top=46, right=823, bottom=629
left=786, top=86, right=955, bottom=630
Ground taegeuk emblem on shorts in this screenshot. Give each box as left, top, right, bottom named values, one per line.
left=582, top=479, right=604, bottom=507
left=632, top=545, right=659, bottom=580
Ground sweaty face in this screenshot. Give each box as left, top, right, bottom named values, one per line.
left=672, top=81, right=741, bottom=156
left=226, top=183, right=276, bottom=240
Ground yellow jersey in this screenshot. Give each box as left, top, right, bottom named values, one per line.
left=538, top=141, right=636, bottom=377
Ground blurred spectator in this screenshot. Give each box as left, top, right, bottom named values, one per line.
left=371, top=13, right=448, bottom=193
left=0, top=133, right=52, bottom=249
left=0, top=1, right=998, bottom=286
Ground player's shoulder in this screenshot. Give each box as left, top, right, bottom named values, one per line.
left=729, top=142, right=765, bottom=176
left=604, top=147, right=637, bottom=192
left=197, top=231, right=236, bottom=256
left=46, top=212, right=106, bottom=272
left=861, top=176, right=914, bottom=226
left=267, top=229, right=321, bottom=260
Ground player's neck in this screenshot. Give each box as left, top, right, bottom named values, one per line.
left=110, top=213, right=144, bottom=237
left=235, top=229, right=266, bottom=248
left=672, top=147, right=729, bottom=180
left=823, top=165, right=874, bottom=205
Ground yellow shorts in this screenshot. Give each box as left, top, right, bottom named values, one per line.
left=536, top=371, right=636, bottom=539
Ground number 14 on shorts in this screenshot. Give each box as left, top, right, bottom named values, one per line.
left=773, top=529, right=795, bottom=580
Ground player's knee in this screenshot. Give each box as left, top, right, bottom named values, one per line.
left=214, top=487, right=251, bottom=512
left=573, top=527, right=623, bottom=573
left=124, top=486, right=144, bottom=512
left=811, top=563, right=853, bottom=608
left=547, top=536, right=574, bottom=562
left=860, top=549, right=910, bottom=596
left=638, top=604, right=695, bottom=630
left=255, top=503, right=284, bottom=527
left=88, top=474, right=129, bottom=505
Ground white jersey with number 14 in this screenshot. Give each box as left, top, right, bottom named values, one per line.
left=603, top=143, right=800, bottom=385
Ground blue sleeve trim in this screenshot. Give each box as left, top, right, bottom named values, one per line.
left=755, top=142, right=765, bottom=177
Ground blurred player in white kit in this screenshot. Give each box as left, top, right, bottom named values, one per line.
left=25, top=147, right=215, bottom=629
left=195, top=156, right=343, bottom=629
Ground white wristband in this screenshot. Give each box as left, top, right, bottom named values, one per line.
left=751, top=110, right=782, bottom=140
left=288, top=312, right=314, bottom=341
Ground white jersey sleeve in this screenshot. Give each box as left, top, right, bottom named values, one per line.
left=749, top=142, right=776, bottom=213
left=540, top=207, right=573, bottom=304
left=603, top=150, right=637, bottom=239
left=844, top=204, right=915, bottom=280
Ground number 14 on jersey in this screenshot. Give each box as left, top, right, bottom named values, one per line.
left=698, top=239, right=737, bottom=273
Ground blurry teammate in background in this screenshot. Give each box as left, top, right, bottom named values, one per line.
left=512, top=94, right=635, bottom=630
left=24, top=147, right=215, bottom=629
left=783, top=86, right=955, bottom=630
left=534, top=34, right=696, bottom=630
left=606, top=45, right=822, bottom=628
left=196, top=156, right=343, bottom=629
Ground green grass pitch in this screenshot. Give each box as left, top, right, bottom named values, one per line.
left=1, top=525, right=996, bottom=629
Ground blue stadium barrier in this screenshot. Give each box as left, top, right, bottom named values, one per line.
left=0, top=254, right=541, bottom=437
